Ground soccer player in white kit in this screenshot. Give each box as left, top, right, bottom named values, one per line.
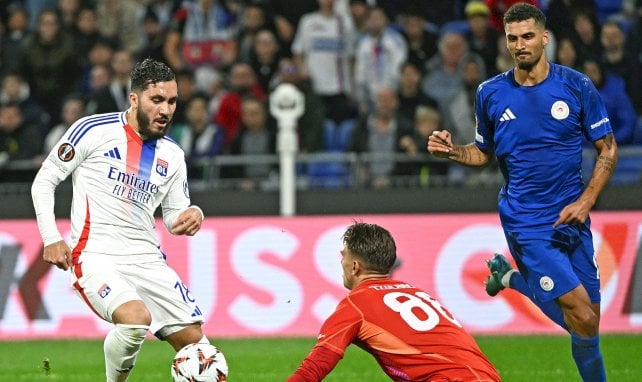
left=32, top=59, right=210, bottom=382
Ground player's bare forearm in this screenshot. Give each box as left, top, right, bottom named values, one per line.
left=554, top=133, right=618, bottom=227
left=581, top=133, right=618, bottom=208
left=428, top=130, right=490, bottom=167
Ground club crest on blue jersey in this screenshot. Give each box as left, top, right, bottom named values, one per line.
left=98, top=283, right=112, bottom=298
left=156, top=158, right=168, bottom=176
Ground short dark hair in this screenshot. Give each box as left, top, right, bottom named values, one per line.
left=130, top=58, right=175, bottom=92
left=503, top=3, right=546, bottom=28
left=342, top=222, right=397, bottom=273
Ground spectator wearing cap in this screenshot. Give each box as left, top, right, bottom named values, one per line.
left=464, top=1, right=500, bottom=76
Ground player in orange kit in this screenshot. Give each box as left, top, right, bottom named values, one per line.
left=288, top=222, right=500, bottom=382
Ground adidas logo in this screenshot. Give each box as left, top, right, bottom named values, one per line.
left=103, top=147, right=121, bottom=159
left=499, top=108, right=516, bottom=122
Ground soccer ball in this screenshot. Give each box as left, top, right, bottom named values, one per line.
left=171, top=343, right=228, bottom=382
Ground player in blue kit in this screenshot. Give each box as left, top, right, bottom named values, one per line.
left=428, top=3, right=617, bottom=382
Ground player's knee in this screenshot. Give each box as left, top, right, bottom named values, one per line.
left=567, top=307, right=599, bottom=336
left=110, top=323, right=149, bottom=349
left=111, top=300, right=152, bottom=325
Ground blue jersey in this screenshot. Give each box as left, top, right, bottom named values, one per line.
left=474, top=63, right=612, bottom=231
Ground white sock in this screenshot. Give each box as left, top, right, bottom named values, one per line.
left=104, top=324, right=149, bottom=382
left=501, top=269, right=516, bottom=288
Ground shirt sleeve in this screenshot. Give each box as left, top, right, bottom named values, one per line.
left=287, top=346, right=343, bottom=382
left=31, top=121, right=90, bottom=246
left=473, top=83, right=493, bottom=152
left=580, top=75, right=613, bottom=142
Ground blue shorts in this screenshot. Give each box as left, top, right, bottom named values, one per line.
left=503, top=223, right=600, bottom=304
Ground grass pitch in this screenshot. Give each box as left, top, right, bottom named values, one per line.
left=1, top=334, right=640, bottom=381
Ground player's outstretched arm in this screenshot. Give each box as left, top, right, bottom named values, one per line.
left=554, top=133, right=618, bottom=227
left=427, top=130, right=490, bottom=167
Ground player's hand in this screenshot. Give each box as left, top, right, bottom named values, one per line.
left=427, top=130, right=453, bottom=158
left=43, top=240, right=72, bottom=271
left=171, top=207, right=203, bottom=236
left=553, top=200, right=590, bottom=227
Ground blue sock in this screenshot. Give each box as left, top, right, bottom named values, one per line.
left=571, top=334, right=606, bottom=382
left=508, top=273, right=568, bottom=330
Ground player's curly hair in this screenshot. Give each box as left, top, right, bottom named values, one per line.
left=130, top=58, right=175, bottom=92
left=342, top=222, right=397, bottom=274
left=503, top=3, right=546, bottom=28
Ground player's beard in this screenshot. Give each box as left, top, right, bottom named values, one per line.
left=137, top=107, right=170, bottom=140
left=515, top=50, right=543, bottom=71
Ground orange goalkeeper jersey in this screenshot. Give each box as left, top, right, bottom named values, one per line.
left=308, top=278, right=500, bottom=381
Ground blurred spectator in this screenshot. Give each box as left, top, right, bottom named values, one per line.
left=0, top=71, right=50, bottom=136
left=16, top=8, right=81, bottom=124
left=268, top=0, right=318, bottom=53
left=378, top=0, right=460, bottom=28
left=546, top=0, right=596, bottom=40
left=464, top=1, right=500, bottom=76
left=348, top=0, right=370, bottom=46
left=600, top=20, right=642, bottom=114
left=292, top=0, right=356, bottom=124
left=73, top=6, right=103, bottom=65
left=236, top=1, right=279, bottom=62
left=57, top=0, right=82, bottom=31
left=0, top=101, right=43, bottom=172
left=43, top=93, right=85, bottom=154
left=134, top=7, right=168, bottom=63
left=80, top=38, right=116, bottom=95
left=87, top=64, right=113, bottom=94
left=272, top=57, right=325, bottom=153
left=582, top=57, right=637, bottom=145
left=354, top=5, right=407, bottom=114
left=554, top=36, right=583, bottom=70
left=397, top=105, right=448, bottom=187
left=214, top=62, right=266, bottom=149
left=422, top=31, right=479, bottom=110
left=396, top=61, right=438, bottom=129
left=248, top=28, right=283, bottom=94
left=442, top=55, right=486, bottom=145
left=397, top=8, right=439, bottom=73
left=494, top=34, right=513, bottom=72
left=485, top=0, right=538, bottom=32
left=143, top=0, right=178, bottom=29
left=96, top=0, right=144, bottom=54
left=193, top=65, right=224, bottom=116
left=169, top=92, right=224, bottom=178
left=164, top=0, right=238, bottom=71
left=348, top=87, right=413, bottom=189
left=173, top=68, right=197, bottom=126
left=569, top=8, right=603, bottom=59
left=86, top=49, right=133, bottom=114
left=1, top=4, right=31, bottom=75
left=227, top=97, right=277, bottom=191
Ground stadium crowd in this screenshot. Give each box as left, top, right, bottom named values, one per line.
left=1, top=0, right=641, bottom=187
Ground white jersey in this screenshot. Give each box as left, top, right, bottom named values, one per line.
left=291, top=11, right=354, bottom=96
left=32, top=111, right=191, bottom=260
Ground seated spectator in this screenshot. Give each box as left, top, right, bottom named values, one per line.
left=569, top=8, right=603, bottom=59
left=348, top=87, right=413, bottom=189
left=72, top=6, right=103, bottom=68
left=354, top=5, right=408, bottom=115
left=214, top=62, right=266, bottom=150
left=582, top=57, right=637, bottom=145
left=397, top=61, right=439, bottom=129
left=237, top=1, right=279, bottom=62
left=600, top=20, right=642, bottom=114
left=96, top=0, right=144, bottom=54
left=0, top=101, right=43, bottom=181
left=1, top=4, right=30, bottom=75
left=398, top=8, right=439, bottom=75
left=43, top=93, right=85, bottom=154
left=227, top=97, right=276, bottom=191
left=134, top=7, right=168, bottom=63
left=554, top=37, right=583, bottom=70
left=164, top=0, right=238, bottom=71
left=464, top=1, right=500, bottom=76
left=86, top=49, right=134, bottom=114
left=248, top=28, right=283, bottom=95
left=398, top=105, right=448, bottom=187
left=0, top=71, right=51, bottom=137
left=169, top=92, right=224, bottom=179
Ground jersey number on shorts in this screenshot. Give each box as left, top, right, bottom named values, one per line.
left=383, top=291, right=462, bottom=331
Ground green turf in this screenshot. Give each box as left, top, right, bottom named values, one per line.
left=0, top=334, right=640, bottom=381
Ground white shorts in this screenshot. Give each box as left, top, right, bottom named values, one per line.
left=70, top=253, right=204, bottom=338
